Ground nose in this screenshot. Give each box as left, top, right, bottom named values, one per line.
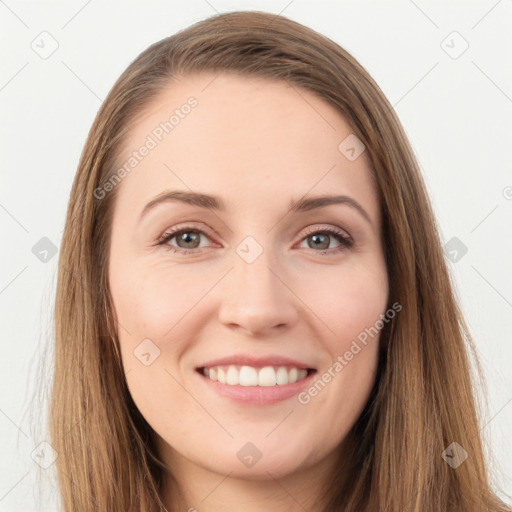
left=217, top=251, right=299, bottom=336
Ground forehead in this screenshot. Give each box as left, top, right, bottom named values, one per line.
left=114, top=72, right=379, bottom=224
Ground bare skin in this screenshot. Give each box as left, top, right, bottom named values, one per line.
left=108, top=72, right=389, bottom=511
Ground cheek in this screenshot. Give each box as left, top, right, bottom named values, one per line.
left=110, top=259, right=207, bottom=340
left=299, top=260, right=389, bottom=349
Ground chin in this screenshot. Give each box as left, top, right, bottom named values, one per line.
left=194, top=440, right=322, bottom=481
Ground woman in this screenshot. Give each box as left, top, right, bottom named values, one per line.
left=50, top=10, right=510, bottom=512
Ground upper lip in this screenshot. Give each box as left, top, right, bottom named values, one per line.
left=198, top=355, right=316, bottom=370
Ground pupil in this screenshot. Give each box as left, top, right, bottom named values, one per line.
left=310, top=233, right=329, bottom=250
left=179, top=232, right=199, bottom=248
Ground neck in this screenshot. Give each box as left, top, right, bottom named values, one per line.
left=160, top=445, right=343, bottom=512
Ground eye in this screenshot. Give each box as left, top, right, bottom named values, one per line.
left=157, top=226, right=214, bottom=254
left=297, top=226, right=354, bottom=255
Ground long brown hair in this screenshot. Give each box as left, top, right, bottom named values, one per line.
left=48, top=10, right=511, bottom=511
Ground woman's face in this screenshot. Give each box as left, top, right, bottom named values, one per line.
left=108, top=73, right=389, bottom=481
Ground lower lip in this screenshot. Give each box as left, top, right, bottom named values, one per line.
left=196, top=370, right=316, bottom=405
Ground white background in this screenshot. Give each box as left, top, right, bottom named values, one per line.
left=1, top=1, right=511, bottom=510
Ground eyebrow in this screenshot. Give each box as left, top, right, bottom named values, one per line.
left=139, top=190, right=373, bottom=226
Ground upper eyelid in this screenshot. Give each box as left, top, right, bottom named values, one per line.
left=301, top=224, right=350, bottom=238
left=158, top=223, right=216, bottom=242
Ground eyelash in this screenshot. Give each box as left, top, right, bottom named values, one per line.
left=156, top=224, right=354, bottom=256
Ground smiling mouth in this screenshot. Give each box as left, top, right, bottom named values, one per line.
left=197, top=365, right=316, bottom=387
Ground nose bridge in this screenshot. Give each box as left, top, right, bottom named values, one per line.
left=217, top=237, right=298, bottom=333
left=235, top=244, right=279, bottom=298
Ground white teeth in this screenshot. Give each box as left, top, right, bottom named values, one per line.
left=258, top=366, right=277, bottom=386
left=202, top=365, right=310, bottom=386
left=276, top=367, right=289, bottom=385
left=239, top=366, right=258, bottom=386
left=226, top=365, right=239, bottom=385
